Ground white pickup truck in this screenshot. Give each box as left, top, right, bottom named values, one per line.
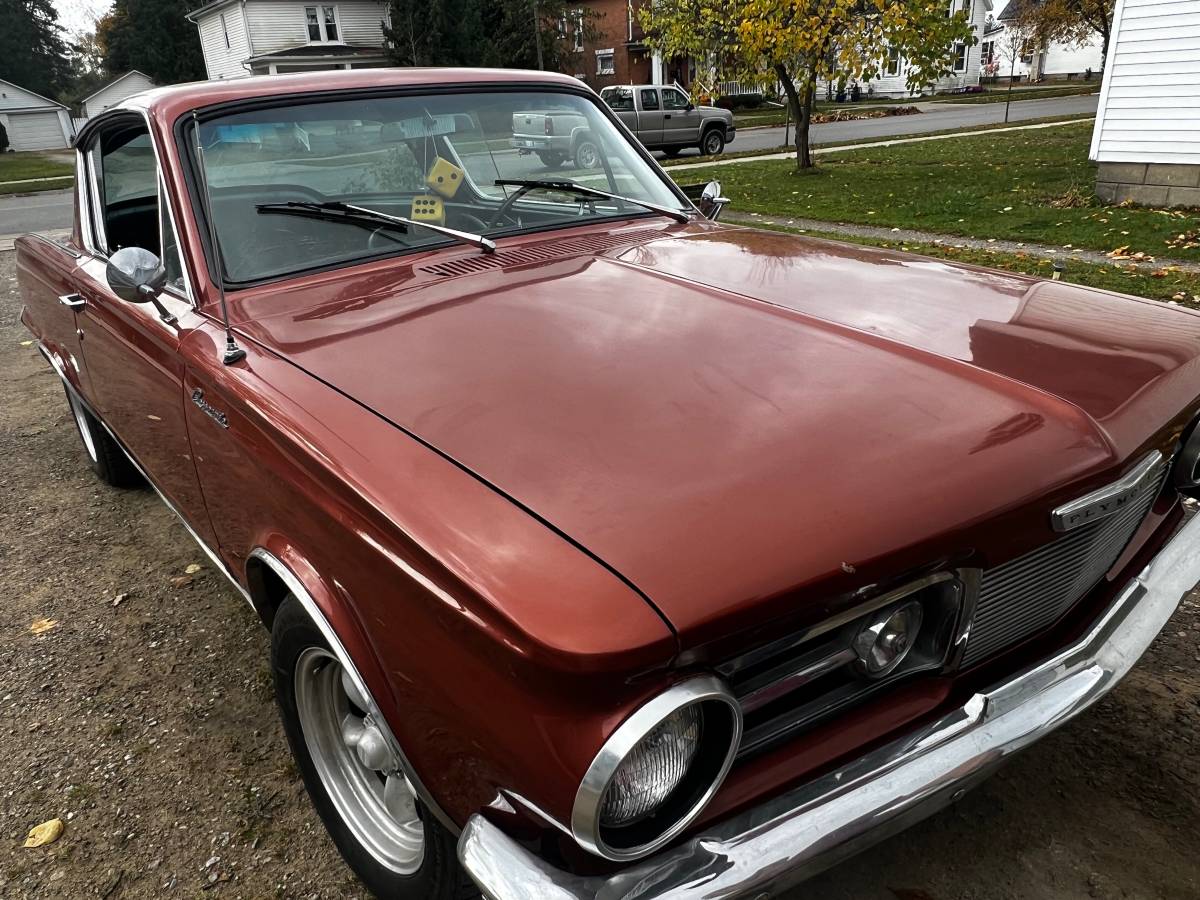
left=510, top=86, right=735, bottom=167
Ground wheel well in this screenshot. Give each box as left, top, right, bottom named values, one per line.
left=246, top=554, right=290, bottom=629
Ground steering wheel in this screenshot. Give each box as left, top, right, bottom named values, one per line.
left=366, top=210, right=493, bottom=252
left=487, top=191, right=527, bottom=230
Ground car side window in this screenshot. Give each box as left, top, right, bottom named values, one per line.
left=89, top=125, right=161, bottom=258
left=662, top=89, right=690, bottom=111
left=639, top=89, right=660, bottom=111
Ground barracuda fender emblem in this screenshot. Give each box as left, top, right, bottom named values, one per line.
left=191, top=388, right=229, bottom=429
left=1050, top=451, right=1163, bottom=532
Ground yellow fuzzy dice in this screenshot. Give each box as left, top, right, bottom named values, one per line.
left=410, top=195, right=445, bottom=226
left=425, top=157, right=465, bottom=198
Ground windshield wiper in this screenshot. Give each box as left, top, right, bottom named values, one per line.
left=255, top=200, right=497, bottom=253
left=493, top=179, right=691, bottom=224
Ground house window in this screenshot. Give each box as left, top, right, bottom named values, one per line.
left=1020, top=44, right=1034, bottom=64
left=981, top=40, right=994, bottom=65
left=305, top=6, right=339, bottom=42
left=953, top=41, right=968, bottom=72
left=219, top=12, right=231, bottom=49
left=885, top=47, right=901, bottom=76
left=572, top=8, right=584, bottom=51
left=596, top=49, right=615, bottom=76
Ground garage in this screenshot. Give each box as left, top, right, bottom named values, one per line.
left=0, top=78, right=73, bottom=151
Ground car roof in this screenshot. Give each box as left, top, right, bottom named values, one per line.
left=120, top=67, right=587, bottom=127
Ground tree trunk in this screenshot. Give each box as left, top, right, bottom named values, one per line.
left=775, top=63, right=815, bottom=170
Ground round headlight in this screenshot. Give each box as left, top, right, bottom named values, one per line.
left=572, top=676, right=741, bottom=861
left=599, top=704, right=701, bottom=827
left=853, top=599, right=923, bottom=678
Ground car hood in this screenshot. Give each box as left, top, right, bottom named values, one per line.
left=237, top=225, right=1200, bottom=651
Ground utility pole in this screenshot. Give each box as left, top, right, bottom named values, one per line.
left=532, top=0, right=544, bottom=70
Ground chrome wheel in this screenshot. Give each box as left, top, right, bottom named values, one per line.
left=575, top=140, right=600, bottom=169
left=67, top=392, right=98, bottom=463
left=293, top=648, right=425, bottom=874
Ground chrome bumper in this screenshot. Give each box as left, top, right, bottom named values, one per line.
left=458, top=512, right=1200, bottom=900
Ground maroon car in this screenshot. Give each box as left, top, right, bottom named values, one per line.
left=15, top=68, right=1200, bottom=900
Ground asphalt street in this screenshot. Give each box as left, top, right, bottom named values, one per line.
left=720, top=91, right=1098, bottom=154
left=0, top=93, right=1097, bottom=239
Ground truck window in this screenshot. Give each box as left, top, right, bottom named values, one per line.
left=662, top=89, right=690, bottom=111
left=639, top=89, right=660, bottom=111
left=603, top=88, right=634, bottom=112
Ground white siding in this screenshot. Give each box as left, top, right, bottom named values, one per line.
left=196, top=3, right=253, bottom=79
left=1091, top=0, right=1200, bottom=163
left=82, top=71, right=156, bottom=117
left=0, top=80, right=61, bottom=111
left=245, top=0, right=388, bottom=55
left=816, top=0, right=990, bottom=97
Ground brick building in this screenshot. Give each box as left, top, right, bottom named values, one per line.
left=565, top=0, right=662, bottom=90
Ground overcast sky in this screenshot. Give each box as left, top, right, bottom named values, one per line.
left=53, top=0, right=112, bottom=36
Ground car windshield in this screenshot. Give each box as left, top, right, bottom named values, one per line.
left=192, top=90, right=689, bottom=283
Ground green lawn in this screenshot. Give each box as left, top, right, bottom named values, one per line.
left=0, top=152, right=73, bottom=183
left=673, top=122, right=1200, bottom=260
left=756, top=226, right=1200, bottom=307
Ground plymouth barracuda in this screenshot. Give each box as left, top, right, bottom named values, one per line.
left=15, top=68, right=1200, bottom=900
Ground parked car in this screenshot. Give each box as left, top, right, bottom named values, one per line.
left=510, top=107, right=602, bottom=169
left=599, top=84, right=736, bottom=156
left=16, top=67, right=1200, bottom=900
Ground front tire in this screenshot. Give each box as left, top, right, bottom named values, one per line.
left=700, top=128, right=726, bottom=156
left=64, top=387, right=141, bottom=487
left=271, top=599, right=473, bottom=899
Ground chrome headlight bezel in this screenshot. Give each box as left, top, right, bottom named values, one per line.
left=571, top=675, right=742, bottom=861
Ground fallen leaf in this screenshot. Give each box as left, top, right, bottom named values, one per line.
left=111, top=592, right=129, bottom=607
left=30, top=618, right=59, bottom=636
left=185, top=563, right=202, bottom=574
left=19, top=340, right=33, bottom=347
left=23, top=818, right=64, bottom=848
left=170, top=575, right=194, bottom=589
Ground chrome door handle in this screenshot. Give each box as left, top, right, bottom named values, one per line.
left=58, top=293, right=86, bottom=309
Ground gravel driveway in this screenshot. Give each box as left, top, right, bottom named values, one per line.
left=2, top=249, right=1198, bottom=899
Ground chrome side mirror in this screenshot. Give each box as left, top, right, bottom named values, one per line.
left=106, top=246, right=176, bottom=326
left=106, top=246, right=166, bottom=304
left=698, top=181, right=729, bottom=221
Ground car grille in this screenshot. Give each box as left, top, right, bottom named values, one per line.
left=723, top=455, right=1168, bottom=760
left=960, top=458, right=1167, bottom=668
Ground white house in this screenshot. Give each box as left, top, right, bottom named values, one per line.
left=821, top=0, right=994, bottom=98
left=81, top=71, right=156, bottom=118
left=1091, top=0, right=1200, bottom=207
left=981, top=0, right=1105, bottom=82
left=186, top=0, right=391, bottom=79
left=0, top=79, right=73, bottom=151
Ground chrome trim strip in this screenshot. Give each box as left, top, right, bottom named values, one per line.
left=1052, top=450, right=1164, bottom=532
left=38, top=343, right=252, bottom=610
left=460, top=511, right=1200, bottom=899
left=738, top=646, right=857, bottom=714
left=571, top=675, right=742, bottom=862
left=247, top=548, right=459, bottom=837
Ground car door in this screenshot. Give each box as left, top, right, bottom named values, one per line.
left=636, top=88, right=665, bottom=147
left=661, top=87, right=702, bottom=146
left=70, top=113, right=219, bottom=546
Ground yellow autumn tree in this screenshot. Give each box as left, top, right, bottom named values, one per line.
left=641, top=0, right=977, bottom=169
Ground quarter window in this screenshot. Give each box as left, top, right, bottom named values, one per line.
left=639, top=88, right=659, bottom=110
